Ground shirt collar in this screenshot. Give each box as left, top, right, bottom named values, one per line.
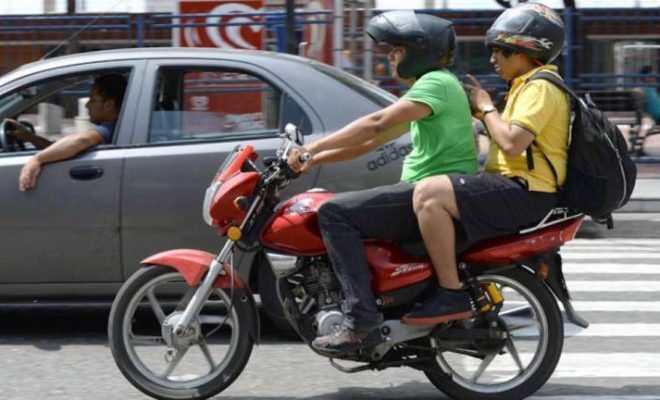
left=509, top=64, right=559, bottom=94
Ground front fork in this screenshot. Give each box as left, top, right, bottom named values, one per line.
left=172, top=240, right=234, bottom=336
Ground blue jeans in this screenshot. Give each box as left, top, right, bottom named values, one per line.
left=317, top=182, right=421, bottom=332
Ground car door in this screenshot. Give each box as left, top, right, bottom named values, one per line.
left=0, top=62, right=143, bottom=292
left=120, top=59, right=323, bottom=277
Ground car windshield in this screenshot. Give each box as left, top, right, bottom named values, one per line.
left=309, top=62, right=398, bottom=107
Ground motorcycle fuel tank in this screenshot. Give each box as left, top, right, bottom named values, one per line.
left=260, top=191, right=334, bottom=256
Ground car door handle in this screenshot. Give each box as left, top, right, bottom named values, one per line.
left=69, top=165, right=104, bottom=180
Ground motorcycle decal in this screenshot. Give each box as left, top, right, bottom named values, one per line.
left=390, top=263, right=428, bottom=278
left=288, top=197, right=315, bottom=215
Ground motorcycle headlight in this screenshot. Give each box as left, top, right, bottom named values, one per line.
left=202, top=182, right=222, bottom=226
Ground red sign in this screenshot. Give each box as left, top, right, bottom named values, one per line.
left=175, top=1, right=265, bottom=132
left=175, top=0, right=264, bottom=49
left=302, top=0, right=334, bottom=64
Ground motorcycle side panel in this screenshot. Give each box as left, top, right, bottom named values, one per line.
left=365, top=242, right=434, bottom=294
left=462, top=217, right=584, bottom=265
left=141, top=249, right=245, bottom=288
left=260, top=191, right=334, bottom=256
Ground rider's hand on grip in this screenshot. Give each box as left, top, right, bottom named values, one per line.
left=287, top=147, right=312, bottom=173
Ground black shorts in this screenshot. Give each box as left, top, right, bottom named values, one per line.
left=448, top=172, right=558, bottom=247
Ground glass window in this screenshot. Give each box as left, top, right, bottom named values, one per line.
left=149, top=68, right=285, bottom=143
left=0, top=69, right=131, bottom=153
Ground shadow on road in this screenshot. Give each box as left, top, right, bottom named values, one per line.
left=0, top=304, right=298, bottom=348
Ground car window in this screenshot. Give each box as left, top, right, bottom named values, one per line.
left=0, top=69, right=131, bottom=152
left=149, top=68, right=291, bottom=144
left=309, top=60, right=398, bottom=107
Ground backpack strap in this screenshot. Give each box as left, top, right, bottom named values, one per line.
left=523, top=71, right=573, bottom=191
left=526, top=71, right=579, bottom=102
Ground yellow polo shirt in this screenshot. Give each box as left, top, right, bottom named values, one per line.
left=485, top=65, right=570, bottom=193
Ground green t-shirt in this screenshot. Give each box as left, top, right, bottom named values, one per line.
left=400, top=70, right=478, bottom=183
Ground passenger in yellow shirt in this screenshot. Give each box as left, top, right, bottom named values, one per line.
left=402, top=3, right=570, bottom=325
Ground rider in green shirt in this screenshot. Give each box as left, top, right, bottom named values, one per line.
left=401, top=69, right=478, bottom=182
left=287, top=11, right=476, bottom=352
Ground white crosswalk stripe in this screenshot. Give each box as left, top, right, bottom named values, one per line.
left=540, top=238, right=660, bottom=397
left=563, top=263, right=660, bottom=274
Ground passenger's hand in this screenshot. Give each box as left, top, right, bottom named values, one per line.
left=463, top=75, right=494, bottom=120
left=19, top=157, right=42, bottom=191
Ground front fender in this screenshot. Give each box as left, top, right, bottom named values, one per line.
left=141, top=249, right=244, bottom=288
left=141, top=248, right=260, bottom=344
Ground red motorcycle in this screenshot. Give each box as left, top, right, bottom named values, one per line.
left=109, top=125, right=589, bottom=400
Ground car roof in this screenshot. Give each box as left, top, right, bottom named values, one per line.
left=0, top=47, right=319, bottom=86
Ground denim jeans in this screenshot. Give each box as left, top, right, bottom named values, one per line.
left=317, top=182, right=421, bottom=332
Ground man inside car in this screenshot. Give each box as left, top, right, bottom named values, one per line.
left=6, top=73, right=127, bottom=191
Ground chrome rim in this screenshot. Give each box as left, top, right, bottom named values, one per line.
left=121, top=271, right=240, bottom=389
left=433, top=273, right=551, bottom=393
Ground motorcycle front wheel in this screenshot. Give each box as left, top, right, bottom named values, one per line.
left=425, top=267, right=564, bottom=400
left=109, top=265, right=254, bottom=400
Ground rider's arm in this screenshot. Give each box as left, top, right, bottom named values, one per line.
left=307, top=122, right=409, bottom=165
left=305, top=99, right=431, bottom=157
left=31, top=129, right=104, bottom=165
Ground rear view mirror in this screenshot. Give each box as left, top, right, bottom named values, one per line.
left=284, top=123, right=304, bottom=146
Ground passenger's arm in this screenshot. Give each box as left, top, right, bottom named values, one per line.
left=481, top=113, right=535, bottom=156
left=464, top=75, right=536, bottom=156
left=19, top=130, right=103, bottom=191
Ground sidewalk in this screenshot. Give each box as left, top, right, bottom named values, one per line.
left=578, top=212, right=660, bottom=238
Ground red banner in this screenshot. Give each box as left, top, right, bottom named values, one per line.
left=175, top=0, right=264, bottom=49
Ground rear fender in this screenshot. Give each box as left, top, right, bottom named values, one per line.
left=140, top=249, right=260, bottom=343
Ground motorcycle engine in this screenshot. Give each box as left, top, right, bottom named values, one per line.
left=297, top=257, right=344, bottom=335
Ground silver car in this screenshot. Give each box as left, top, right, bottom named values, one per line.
left=0, top=48, right=410, bottom=328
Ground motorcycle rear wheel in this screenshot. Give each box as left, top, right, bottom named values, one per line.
left=109, top=265, right=254, bottom=400
left=424, top=267, right=563, bottom=400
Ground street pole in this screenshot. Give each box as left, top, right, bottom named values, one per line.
left=333, top=0, right=344, bottom=67
left=285, top=0, right=298, bottom=54
left=66, top=0, right=80, bottom=55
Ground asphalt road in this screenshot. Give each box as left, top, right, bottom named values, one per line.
left=1, top=238, right=660, bottom=400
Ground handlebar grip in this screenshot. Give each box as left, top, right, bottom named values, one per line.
left=298, top=152, right=312, bottom=163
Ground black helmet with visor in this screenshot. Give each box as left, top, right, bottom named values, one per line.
left=485, top=3, right=565, bottom=64
left=366, top=11, right=456, bottom=79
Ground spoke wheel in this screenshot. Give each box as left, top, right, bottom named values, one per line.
left=425, top=267, right=563, bottom=400
left=109, top=265, right=254, bottom=400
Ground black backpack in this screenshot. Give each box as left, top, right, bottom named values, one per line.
left=526, top=71, right=637, bottom=228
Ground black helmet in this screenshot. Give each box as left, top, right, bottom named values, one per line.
left=366, top=11, right=456, bottom=79
left=485, top=3, right=565, bottom=64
